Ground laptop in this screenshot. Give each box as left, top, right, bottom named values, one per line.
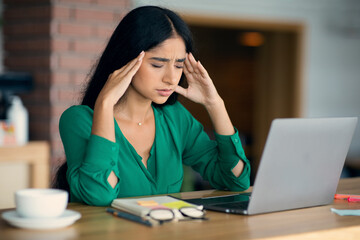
left=185, top=117, right=358, bottom=215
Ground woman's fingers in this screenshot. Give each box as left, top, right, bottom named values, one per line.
left=112, top=51, right=145, bottom=77
left=188, top=53, right=200, bottom=74
left=184, top=53, right=210, bottom=82
left=120, top=51, right=145, bottom=76
left=174, top=85, right=187, bottom=97
left=125, top=53, right=144, bottom=79
left=197, top=61, right=209, bottom=78
left=184, top=53, right=194, bottom=73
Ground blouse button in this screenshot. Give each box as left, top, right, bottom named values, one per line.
left=111, top=161, right=115, bottom=166
left=111, top=146, right=116, bottom=151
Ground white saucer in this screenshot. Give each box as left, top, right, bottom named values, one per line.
left=1, top=210, right=81, bottom=230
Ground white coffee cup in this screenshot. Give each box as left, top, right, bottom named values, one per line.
left=15, top=188, right=68, bottom=218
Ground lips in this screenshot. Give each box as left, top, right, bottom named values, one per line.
left=156, top=89, right=174, bottom=97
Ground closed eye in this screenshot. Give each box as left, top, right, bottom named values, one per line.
left=151, top=64, right=163, bottom=68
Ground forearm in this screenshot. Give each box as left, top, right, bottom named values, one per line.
left=204, top=96, right=234, bottom=136
left=204, top=96, right=244, bottom=177
left=92, top=97, right=116, bottom=142
left=92, top=97, right=118, bottom=188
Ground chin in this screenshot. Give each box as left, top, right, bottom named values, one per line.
left=152, top=99, right=168, bottom=105
left=152, top=96, right=171, bottom=105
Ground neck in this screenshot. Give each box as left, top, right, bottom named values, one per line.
left=115, top=92, right=153, bottom=125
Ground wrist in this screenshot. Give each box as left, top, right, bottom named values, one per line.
left=204, top=95, right=224, bottom=112
left=94, top=95, right=115, bottom=112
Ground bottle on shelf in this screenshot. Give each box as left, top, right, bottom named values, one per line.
left=6, top=95, right=28, bottom=146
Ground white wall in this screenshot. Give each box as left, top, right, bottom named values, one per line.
left=136, top=0, right=360, bottom=160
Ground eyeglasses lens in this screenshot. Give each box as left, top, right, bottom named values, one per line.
left=149, top=209, right=174, bottom=221
left=179, top=207, right=204, bottom=219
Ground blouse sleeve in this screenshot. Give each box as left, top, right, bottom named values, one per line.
left=59, top=106, right=121, bottom=206
left=175, top=103, right=251, bottom=191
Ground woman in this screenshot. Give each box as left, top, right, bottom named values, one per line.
left=56, top=6, right=250, bottom=206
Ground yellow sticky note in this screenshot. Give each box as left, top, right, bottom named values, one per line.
left=137, top=200, right=158, bottom=206
left=161, top=201, right=193, bottom=209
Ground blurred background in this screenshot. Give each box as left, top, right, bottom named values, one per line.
left=0, top=0, right=359, bottom=208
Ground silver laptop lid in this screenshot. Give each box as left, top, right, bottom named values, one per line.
left=248, top=117, right=358, bottom=215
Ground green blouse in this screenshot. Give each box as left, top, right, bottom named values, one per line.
left=59, top=101, right=250, bottom=206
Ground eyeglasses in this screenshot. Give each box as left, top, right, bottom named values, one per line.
left=147, top=207, right=206, bottom=223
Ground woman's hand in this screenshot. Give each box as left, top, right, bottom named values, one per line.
left=175, top=53, right=221, bottom=108
left=96, top=51, right=145, bottom=106
left=176, top=53, right=242, bottom=176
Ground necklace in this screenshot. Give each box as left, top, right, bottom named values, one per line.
left=117, top=106, right=152, bottom=126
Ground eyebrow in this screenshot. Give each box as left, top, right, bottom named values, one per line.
left=150, top=57, right=186, bottom=63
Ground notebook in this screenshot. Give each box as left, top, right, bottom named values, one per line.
left=111, top=196, right=202, bottom=219
left=185, top=117, right=358, bottom=215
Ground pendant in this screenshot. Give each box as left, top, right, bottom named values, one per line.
left=138, top=122, right=142, bottom=126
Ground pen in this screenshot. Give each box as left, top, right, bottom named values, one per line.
left=348, top=196, right=360, bottom=203
left=334, top=194, right=360, bottom=200
left=106, top=208, right=153, bottom=227
left=334, top=194, right=352, bottom=200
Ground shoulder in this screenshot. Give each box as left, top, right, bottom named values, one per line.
left=60, top=105, right=93, bottom=121
left=59, top=105, right=94, bottom=132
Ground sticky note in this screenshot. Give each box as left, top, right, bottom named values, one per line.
left=137, top=200, right=158, bottom=206
left=331, top=208, right=360, bottom=216
left=161, top=201, right=193, bottom=209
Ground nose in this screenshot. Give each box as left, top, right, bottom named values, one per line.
left=162, top=67, right=179, bottom=85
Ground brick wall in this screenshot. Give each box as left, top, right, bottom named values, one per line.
left=3, top=0, right=132, bottom=179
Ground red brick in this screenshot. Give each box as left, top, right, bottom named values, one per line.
left=27, top=105, right=50, bottom=119
left=58, top=55, right=95, bottom=70
left=72, top=72, right=89, bottom=85
left=51, top=38, right=71, bottom=52
left=50, top=138, right=65, bottom=160
left=56, top=22, right=94, bottom=37
left=5, top=39, right=50, bottom=52
left=3, top=0, right=132, bottom=166
left=51, top=149, right=65, bottom=164
left=50, top=118, right=62, bottom=132
left=72, top=39, right=106, bottom=54
left=3, top=23, right=50, bottom=36
left=57, top=0, right=95, bottom=4
left=4, top=5, right=51, bottom=20
left=74, top=8, right=115, bottom=22
left=50, top=71, right=72, bottom=85
left=94, top=0, right=132, bottom=8
left=94, top=24, right=116, bottom=39
left=50, top=136, right=62, bottom=149
left=33, top=71, right=51, bottom=85
left=51, top=103, right=72, bottom=118
left=52, top=5, right=73, bottom=19
left=58, top=88, right=82, bottom=102
left=30, top=121, right=50, bottom=140
left=4, top=0, right=49, bottom=5
left=50, top=87, right=81, bottom=103
left=113, top=11, right=128, bottom=22
left=21, top=89, right=50, bottom=103
left=5, top=55, right=50, bottom=69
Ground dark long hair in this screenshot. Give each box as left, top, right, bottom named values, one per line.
left=53, top=6, right=194, bottom=192
left=82, top=5, right=193, bottom=109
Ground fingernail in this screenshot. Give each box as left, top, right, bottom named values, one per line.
left=138, top=51, right=145, bottom=61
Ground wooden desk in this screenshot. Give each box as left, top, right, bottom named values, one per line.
left=1, top=177, right=360, bottom=240
left=0, top=141, right=50, bottom=188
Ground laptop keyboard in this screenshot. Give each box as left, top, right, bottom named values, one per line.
left=214, top=201, right=249, bottom=210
